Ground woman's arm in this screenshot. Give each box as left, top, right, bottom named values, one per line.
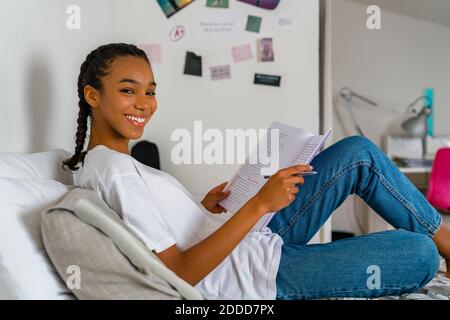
left=156, top=164, right=312, bottom=286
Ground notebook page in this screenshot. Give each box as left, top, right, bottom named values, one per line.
left=293, top=128, right=333, bottom=165
left=220, top=122, right=314, bottom=216
left=256, top=127, right=333, bottom=231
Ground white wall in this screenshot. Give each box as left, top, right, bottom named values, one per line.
left=115, top=0, right=320, bottom=200
left=330, top=0, right=450, bottom=234
left=333, top=0, right=450, bottom=145
left=0, top=0, right=117, bottom=153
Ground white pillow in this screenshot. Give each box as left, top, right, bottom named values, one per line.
left=0, top=149, right=74, bottom=184
left=0, top=177, right=75, bottom=299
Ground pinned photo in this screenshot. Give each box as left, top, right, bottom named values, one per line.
left=232, top=44, right=254, bottom=63
left=237, top=0, right=281, bottom=10
left=206, top=0, right=230, bottom=8
left=184, top=51, right=202, bottom=76
left=246, top=15, right=262, bottom=33
left=257, top=38, right=275, bottom=62
left=210, top=65, right=231, bottom=81
left=157, top=0, right=195, bottom=18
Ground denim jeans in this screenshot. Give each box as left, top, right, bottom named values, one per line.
left=267, top=136, right=442, bottom=300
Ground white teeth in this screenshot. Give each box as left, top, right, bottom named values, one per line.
left=125, top=115, right=145, bottom=123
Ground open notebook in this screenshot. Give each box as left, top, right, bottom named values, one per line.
left=219, top=122, right=332, bottom=232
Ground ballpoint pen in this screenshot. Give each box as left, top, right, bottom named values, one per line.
left=263, top=171, right=318, bottom=179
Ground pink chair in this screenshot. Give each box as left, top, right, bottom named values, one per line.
left=427, top=148, right=450, bottom=214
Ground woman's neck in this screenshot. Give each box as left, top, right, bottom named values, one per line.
left=86, top=138, right=130, bottom=155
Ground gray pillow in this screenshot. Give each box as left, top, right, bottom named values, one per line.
left=41, top=187, right=202, bottom=300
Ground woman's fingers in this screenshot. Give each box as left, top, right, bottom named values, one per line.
left=285, top=176, right=305, bottom=185
left=212, top=182, right=229, bottom=193
left=283, top=164, right=313, bottom=176
left=217, top=190, right=231, bottom=199
left=289, top=186, right=300, bottom=194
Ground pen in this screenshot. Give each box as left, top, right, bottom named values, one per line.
left=264, top=171, right=318, bottom=179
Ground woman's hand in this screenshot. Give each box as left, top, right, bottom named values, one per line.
left=201, top=182, right=231, bottom=214
left=250, top=164, right=312, bottom=214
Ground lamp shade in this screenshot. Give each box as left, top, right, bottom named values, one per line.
left=401, top=115, right=427, bottom=137
left=401, top=106, right=431, bottom=137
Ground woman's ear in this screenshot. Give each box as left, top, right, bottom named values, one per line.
left=84, top=85, right=101, bottom=108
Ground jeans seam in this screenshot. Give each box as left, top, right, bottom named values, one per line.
left=277, top=160, right=439, bottom=238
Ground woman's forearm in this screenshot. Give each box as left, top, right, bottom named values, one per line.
left=163, top=165, right=310, bottom=286
left=177, top=198, right=267, bottom=286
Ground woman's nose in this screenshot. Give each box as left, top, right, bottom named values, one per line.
left=134, top=103, right=145, bottom=111
left=134, top=95, right=148, bottom=110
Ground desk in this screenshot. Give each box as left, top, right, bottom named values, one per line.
left=399, top=167, right=431, bottom=174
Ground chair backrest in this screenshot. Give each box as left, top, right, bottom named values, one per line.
left=427, top=148, right=450, bottom=212
left=131, top=140, right=161, bottom=170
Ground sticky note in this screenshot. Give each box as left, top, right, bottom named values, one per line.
left=254, top=73, right=281, bottom=87
left=138, top=44, right=162, bottom=64
left=210, top=65, right=231, bottom=80
left=232, top=44, right=254, bottom=63
left=277, top=14, right=296, bottom=31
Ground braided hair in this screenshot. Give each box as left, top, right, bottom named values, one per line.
left=62, top=43, right=149, bottom=172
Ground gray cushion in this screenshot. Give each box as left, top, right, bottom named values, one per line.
left=41, top=187, right=203, bottom=300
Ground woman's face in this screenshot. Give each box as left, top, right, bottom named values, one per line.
left=93, top=55, right=157, bottom=141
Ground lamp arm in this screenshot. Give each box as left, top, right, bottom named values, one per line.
left=345, top=101, right=366, bottom=137
left=351, top=92, right=378, bottom=107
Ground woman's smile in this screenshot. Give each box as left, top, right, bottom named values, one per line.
left=124, top=114, right=147, bottom=128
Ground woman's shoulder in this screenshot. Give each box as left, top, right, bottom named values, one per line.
left=81, top=145, right=138, bottom=184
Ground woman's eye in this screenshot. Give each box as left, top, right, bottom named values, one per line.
left=146, top=91, right=156, bottom=96
left=120, top=88, right=134, bottom=94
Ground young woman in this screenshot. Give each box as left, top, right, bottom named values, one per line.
left=64, top=43, right=450, bottom=300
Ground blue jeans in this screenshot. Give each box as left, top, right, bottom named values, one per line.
left=267, top=136, right=442, bottom=300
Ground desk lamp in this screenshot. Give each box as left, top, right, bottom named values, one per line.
left=401, top=96, right=432, bottom=159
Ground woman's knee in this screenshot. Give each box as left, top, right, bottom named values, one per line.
left=395, top=230, right=439, bottom=288
left=338, top=135, right=377, bottom=151
left=379, top=230, right=439, bottom=287
left=404, top=232, right=440, bottom=286
left=333, top=136, right=380, bottom=162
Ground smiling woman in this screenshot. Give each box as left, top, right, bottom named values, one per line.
left=62, top=43, right=157, bottom=171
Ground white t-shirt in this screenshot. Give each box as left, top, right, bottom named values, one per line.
left=76, top=145, right=283, bottom=300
